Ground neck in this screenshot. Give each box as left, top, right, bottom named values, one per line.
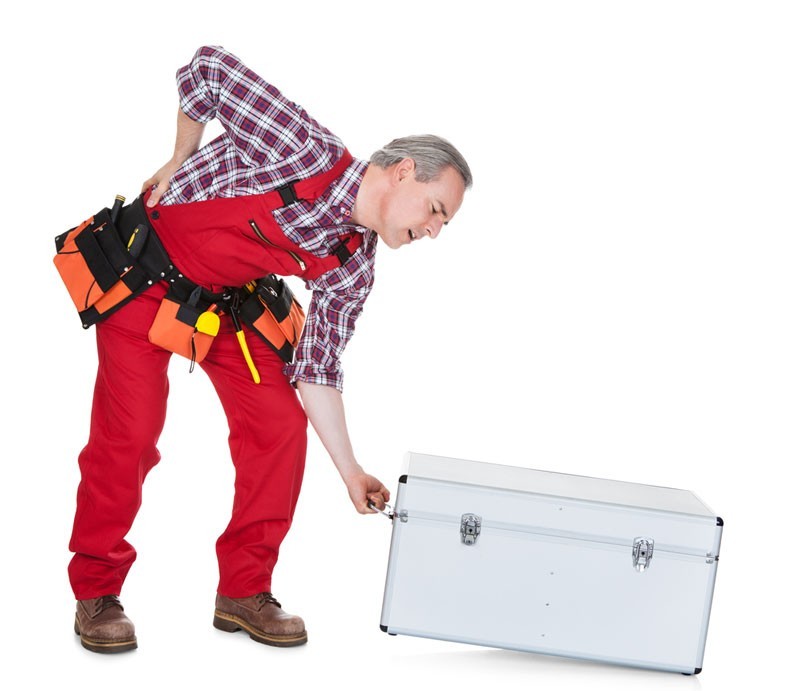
left=351, top=163, right=385, bottom=230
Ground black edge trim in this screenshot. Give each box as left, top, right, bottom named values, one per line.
left=717, top=517, right=724, bottom=526
left=380, top=625, right=388, bottom=633
left=275, top=341, right=295, bottom=364
left=399, top=475, right=408, bottom=484
left=695, top=668, right=702, bottom=675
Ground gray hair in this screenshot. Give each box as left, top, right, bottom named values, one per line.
left=370, top=135, right=473, bottom=189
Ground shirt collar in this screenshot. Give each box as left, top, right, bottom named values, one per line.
left=326, top=158, right=368, bottom=226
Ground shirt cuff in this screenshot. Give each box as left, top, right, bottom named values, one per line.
left=284, top=363, right=344, bottom=393
left=176, top=55, right=216, bottom=123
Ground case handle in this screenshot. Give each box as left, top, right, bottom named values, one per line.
left=367, top=501, right=395, bottom=519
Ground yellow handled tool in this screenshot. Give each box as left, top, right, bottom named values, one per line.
left=230, top=293, right=260, bottom=384
left=126, top=226, right=139, bottom=250
left=235, top=330, right=261, bottom=384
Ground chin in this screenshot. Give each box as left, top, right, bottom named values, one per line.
left=377, top=231, right=404, bottom=249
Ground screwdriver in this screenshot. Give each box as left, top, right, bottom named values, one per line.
left=110, top=194, right=125, bottom=225
left=230, top=292, right=261, bottom=384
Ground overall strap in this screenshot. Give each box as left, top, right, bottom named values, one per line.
left=264, top=150, right=355, bottom=211
left=261, top=149, right=365, bottom=277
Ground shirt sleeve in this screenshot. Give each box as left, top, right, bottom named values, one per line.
left=284, top=233, right=377, bottom=392
left=175, top=45, right=311, bottom=168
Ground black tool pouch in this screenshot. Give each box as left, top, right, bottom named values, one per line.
left=238, top=275, right=306, bottom=363
left=54, top=196, right=173, bottom=328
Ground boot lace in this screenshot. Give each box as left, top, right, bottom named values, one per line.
left=94, top=595, right=123, bottom=615
left=255, top=592, right=281, bottom=609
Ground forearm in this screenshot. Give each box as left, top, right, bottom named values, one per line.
left=172, top=108, right=205, bottom=165
left=296, top=380, right=361, bottom=482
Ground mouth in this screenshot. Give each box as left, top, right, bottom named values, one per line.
left=408, top=229, right=416, bottom=243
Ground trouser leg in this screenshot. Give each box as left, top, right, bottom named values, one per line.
left=200, top=323, right=307, bottom=598
left=68, top=286, right=171, bottom=599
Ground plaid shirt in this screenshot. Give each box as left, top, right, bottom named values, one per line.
left=161, top=46, right=377, bottom=392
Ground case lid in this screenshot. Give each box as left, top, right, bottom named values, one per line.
left=402, top=452, right=717, bottom=519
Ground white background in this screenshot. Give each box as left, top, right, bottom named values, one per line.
left=2, top=0, right=798, bottom=688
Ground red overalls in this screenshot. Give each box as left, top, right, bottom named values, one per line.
left=68, top=152, right=362, bottom=599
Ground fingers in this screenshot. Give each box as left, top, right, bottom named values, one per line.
left=367, top=493, right=386, bottom=511
left=142, top=160, right=179, bottom=206
left=147, top=181, right=169, bottom=208
left=363, top=486, right=391, bottom=514
left=141, top=176, right=156, bottom=195
left=347, top=473, right=391, bottom=515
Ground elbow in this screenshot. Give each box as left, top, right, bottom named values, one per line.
left=194, top=45, right=224, bottom=59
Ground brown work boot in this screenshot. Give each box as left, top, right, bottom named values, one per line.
left=74, top=595, right=137, bottom=653
left=213, top=592, right=307, bottom=647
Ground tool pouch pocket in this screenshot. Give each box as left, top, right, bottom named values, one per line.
left=54, top=199, right=171, bottom=328
left=238, top=275, right=306, bottom=363
left=148, top=285, right=221, bottom=367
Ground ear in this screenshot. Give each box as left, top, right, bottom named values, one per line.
left=392, top=157, right=416, bottom=184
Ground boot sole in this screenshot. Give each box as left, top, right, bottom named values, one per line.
left=213, top=611, right=308, bottom=647
left=74, top=616, right=138, bottom=654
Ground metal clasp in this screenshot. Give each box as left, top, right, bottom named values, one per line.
left=632, top=537, right=655, bottom=572
left=461, top=513, right=482, bottom=545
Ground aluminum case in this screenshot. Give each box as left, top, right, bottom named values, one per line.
left=378, top=453, right=723, bottom=675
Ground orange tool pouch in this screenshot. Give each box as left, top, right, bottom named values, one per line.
left=237, top=275, right=306, bottom=364
left=53, top=197, right=172, bottom=328
left=148, top=283, right=221, bottom=369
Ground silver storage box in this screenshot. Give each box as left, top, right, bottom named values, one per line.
left=378, top=453, right=723, bottom=675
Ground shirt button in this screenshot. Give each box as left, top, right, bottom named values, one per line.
left=340, top=206, right=351, bottom=218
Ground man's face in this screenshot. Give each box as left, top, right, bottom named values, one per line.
left=375, top=161, right=466, bottom=249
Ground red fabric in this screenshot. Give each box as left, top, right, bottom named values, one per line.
left=146, top=151, right=362, bottom=290
left=68, top=284, right=309, bottom=598
left=68, top=156, right=367, bottom=598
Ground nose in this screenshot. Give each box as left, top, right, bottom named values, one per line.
left=427, top=216, right=444, bottom=239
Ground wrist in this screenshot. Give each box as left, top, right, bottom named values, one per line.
left=169, top=151, right=192, bottom=168
left=338, top=461, right=364, bottom=483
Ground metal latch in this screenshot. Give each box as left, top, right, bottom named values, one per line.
left=632, top=537, right=655, bottom=572
left=461, top=513, right=482, bottom=545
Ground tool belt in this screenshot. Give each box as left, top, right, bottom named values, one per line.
left=238, top=275, right=305, bottom=365
left=54, top=195, right=307, bottom=379
left=53, top=195, right=173, bottom=328
left=147, top=274, right=306, bottom=374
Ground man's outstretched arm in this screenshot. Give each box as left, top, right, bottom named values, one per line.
left=296, top=380, right=389, bottom=515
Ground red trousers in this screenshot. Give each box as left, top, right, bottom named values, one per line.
left=68, top=282, right=307, bottom=599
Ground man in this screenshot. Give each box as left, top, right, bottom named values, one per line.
left=68, top=45, right=472, bottom=653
